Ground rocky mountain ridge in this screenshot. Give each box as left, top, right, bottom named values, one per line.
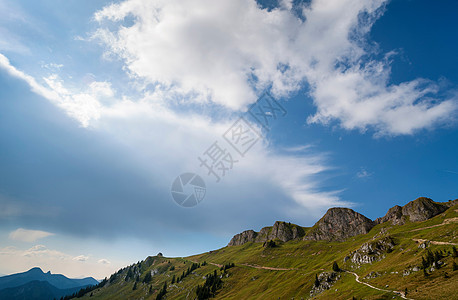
left=228, top=197, right=457, bottom=246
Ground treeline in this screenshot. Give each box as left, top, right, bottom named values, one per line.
left=196, top=270, right=223, bottom=300
left=59, top=278, right=108, bottom=300
left=177, top=262, right=201, bottom=282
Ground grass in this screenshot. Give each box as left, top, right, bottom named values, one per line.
left=80, top=203, right=458, bottom=299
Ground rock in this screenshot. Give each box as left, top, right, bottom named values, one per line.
left=364, top=271, right=381, bottom=279
left=412, top=266, right=420, bottom=272
left=375, top=205, right=404, bottom=225
left=375, top=197, right=448, bottom=225
left=304, top=208, right=374, bottom=242
left=268, top=221, right=305, bottom=242
left=309, top=272, right=341, bottom=297
left=418, top=241, right=429, bottom=249
left=228, top=222, right=305, bottom=246
left=350, top=236, right=395, bottom=265
left=343, top=256, right=350, bottom=262
left=228, top=230, right=258, bottom=246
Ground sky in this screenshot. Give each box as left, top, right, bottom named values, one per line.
left=0, top=0, right=457, bottom=279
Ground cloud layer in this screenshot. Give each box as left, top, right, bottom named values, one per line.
left=9, top=228, right=54, bottom=243
left=92, top=0, right=456, bottom=135
left=0, top=245, right=115, bottom=279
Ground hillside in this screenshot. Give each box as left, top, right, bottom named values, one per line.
left=76, top=197, right=458, bottom=300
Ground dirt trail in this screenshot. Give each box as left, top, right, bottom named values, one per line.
left=239, top=263, right=296, bottom=271
left=412, top=238, right=457, bottom=246
left=409, top=217, right=458, bottom=232
left=344, top=270, right=414, bottom=300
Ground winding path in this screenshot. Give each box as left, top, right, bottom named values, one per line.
left=412, top=238, right=458, bottom=246
left=344, top=270, right=414, bottom=300
left=239, top=263, right=296, bottom=271
left=196, top=260, right=416, bottom=299
left=409, top=217, right=458, bottom=232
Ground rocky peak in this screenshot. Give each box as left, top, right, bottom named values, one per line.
left=375, top=197, right=448, bottom=225
left=228, top=222, right=306, bottom=246
left=304, top=208, right=374, bottom=242
left=268, top=221, right=305, bottom=242
left=228, top=230, right=258, bottom=246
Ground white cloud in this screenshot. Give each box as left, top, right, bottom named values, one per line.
left=98, top=258, right=111, bottom=265
left=356, top=168, right=372, bottom=179
left=92, top=0, right=457, bottom=136
left=0, top=54, right=106, bottom=128
left=9, top=228, right=54, bottom=243
left=73, top=255, right=89, bottom=262
left=0, top=55, right=344, bottom=215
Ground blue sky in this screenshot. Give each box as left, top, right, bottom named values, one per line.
left=0, top=0, right=457, bottom=279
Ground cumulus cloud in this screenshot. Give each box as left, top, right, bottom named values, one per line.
left=9, top=228, right=54, bottom=243
left=98, top=258, right=111, bottom=265
left=73, top=255, right=89, bottom=262
left=92, top=0, right=457, bottom=135
left=0, top=54, right=107, bottom=127
left=0, top=53, right=344, bottom=223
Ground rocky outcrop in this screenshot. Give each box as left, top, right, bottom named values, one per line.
left=375, top=197, right=448, bottom=225
left=228, top=222, right=306, bottom=246
left=264, top=221, right=305, bottom=242
left=304, top=208, right=374, bottom=242
left=228, top=230, right=258, bottom=246
left=349, top=236, right=395, bottom=265
left=309, top=271, right=341, bottom=297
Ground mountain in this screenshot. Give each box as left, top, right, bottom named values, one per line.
left=229, top=197, right=452, bottom=245
left=74, top=196, right=457, bottom=300
left=0, top=280, right=88, bottom=300
left=304, top=207, right=374, bottom=241
left=374, top=197, right=451, bottom=225
left=228, top=221, right=306, bottom=246
left=0, top=267, right=98, bottom=291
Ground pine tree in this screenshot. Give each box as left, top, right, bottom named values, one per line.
left=314, top=274, right=320, bottom=287
left=452, top=246, right=458, bottom=258
left=421, top=256, right=428, bottom=270
left=171, top=275, right=176, bottom=284
left=132, top=282, right=137, bottom=290
left=143, top=271, right=152, bottom=283
left=332, top=261, right=340, bottom=272
left=453, top=261, right=458, bottom=271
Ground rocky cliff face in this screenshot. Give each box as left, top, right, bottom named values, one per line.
left=375, top=197, right=448, bottom=225
left=227, top=230, right=258, bottom=246
left=304, top=208, right=374, bottom=242
left=227, top=222, right=306, bottom=246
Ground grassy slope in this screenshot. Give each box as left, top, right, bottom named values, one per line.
left=81, top=204, right=458, bottom=300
